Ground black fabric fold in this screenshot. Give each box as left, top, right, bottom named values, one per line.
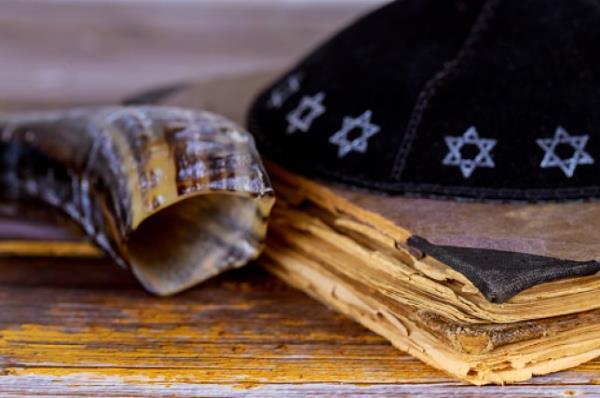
left=408, top=236, right=600, bottom=303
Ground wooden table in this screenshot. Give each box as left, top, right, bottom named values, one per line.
left=2, top=1, right=600, bottom=396
left=3, top=258, right=600, bottom=397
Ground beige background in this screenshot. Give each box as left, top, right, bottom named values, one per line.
left=0, top=0, right=386, bottom=109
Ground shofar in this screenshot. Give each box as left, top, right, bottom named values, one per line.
left=0, top=106, right=274, bottom=295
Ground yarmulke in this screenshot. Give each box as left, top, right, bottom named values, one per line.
left=248, top=0, right=600, bottom=201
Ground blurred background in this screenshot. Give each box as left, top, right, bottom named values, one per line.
left=1, top=0, right=387, bottom=111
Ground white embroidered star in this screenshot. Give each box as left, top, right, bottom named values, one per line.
left=329, top=110, right=380, bottom=158
left=536, top=126, right=594, bottom=178
left=442, top=126, right=497, bottom=178
left=286, top=92, right=326, bottom=134
left=267, top=73, right=303, bottom=109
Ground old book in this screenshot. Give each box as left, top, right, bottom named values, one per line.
left=261, top=163, right=600, bottom=384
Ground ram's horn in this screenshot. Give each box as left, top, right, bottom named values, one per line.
left=0, top=106, right=275, bottom=295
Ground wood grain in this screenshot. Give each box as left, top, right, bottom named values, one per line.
left=1, top=257, right=600, bottom=397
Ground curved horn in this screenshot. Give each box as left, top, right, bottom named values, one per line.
left=0, top=106, right=274, bottom=295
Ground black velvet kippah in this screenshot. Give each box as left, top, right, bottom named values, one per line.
left=248, top=0, right=600, bottom=202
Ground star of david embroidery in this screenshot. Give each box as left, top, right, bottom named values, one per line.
left=267, top=73, right=303, bottom=109
left=329, top=110, right=380, bottom=158
left=536, top=126, right=594, bottom=178
left=442, top=126, right=497, bottom=178
left=286, top=92, right=326, bottom=134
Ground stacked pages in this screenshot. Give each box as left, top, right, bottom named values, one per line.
left=262, top=163, right=600, bottom=384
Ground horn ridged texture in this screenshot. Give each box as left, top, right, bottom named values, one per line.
left=0, top=106, right=274, bottom=295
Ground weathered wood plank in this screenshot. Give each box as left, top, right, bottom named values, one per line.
left=0, top=259, right=443, bottom=381
left=0, top=378, right=599, bottom=398
left=0, top=258, right=600, bottom=396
